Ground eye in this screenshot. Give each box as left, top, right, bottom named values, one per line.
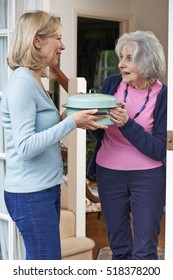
left=57, top=36, right=62, bottom=41
left=127, top=55, right=133, bottom=62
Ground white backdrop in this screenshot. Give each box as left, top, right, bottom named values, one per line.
left=165, top=0, right=173, bottom=260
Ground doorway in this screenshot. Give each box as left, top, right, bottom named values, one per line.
left=77, top=17, right=120, bottom=258
left=77, top=17, right=120, bottom=92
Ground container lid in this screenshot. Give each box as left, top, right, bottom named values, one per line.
left=64, top=93, right=118, bottom=109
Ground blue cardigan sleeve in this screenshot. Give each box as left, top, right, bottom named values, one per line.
left=119, top=85, right=167, bottom=161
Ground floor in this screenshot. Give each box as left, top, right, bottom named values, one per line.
left=86, top=212, right=109, bottom=259
left=86, top=211, right=165, bottom=260
left=0, top=212, right=165, bottom=261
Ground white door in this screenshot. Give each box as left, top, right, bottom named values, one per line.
left=165, top=0, right=173, bottom=260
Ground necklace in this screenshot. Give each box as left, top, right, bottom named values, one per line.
left=123, top=84, right=153, bottom=120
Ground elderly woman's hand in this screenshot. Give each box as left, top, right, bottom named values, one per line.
left=108, top=102, right=129, bottom=127
left=72, top=109, right=108, bottom=130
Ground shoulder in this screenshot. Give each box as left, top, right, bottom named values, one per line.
left=156, top=83, right=167, bottom=105
left=154, top=83, right=167, bottom=119
left=4, top=68, right=39, bottom=96
left=102, top=74, right=122, bottom=95
left=104, top=73, right=122, bottom=84
left=5, top=68, right=31, bottom=88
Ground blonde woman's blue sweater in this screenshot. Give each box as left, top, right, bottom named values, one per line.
left=1, top=67, right=76, bottom=193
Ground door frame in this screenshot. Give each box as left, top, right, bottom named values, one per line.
left=165, top=0, right=173, bottom=260
left=73, top=8, right=131, bottom=76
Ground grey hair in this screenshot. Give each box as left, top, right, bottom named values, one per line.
left=115, top=30, right=166, bottom=80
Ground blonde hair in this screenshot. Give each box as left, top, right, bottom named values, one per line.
left=7, top=10, right=62, bottom=74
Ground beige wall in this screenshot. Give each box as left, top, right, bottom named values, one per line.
left=49, top=0, right=132, bottom=107
left=49, top=0, right=168, bottom=107
left=50, top=0, right=132, bottom=78
left=131, top=0, right=168, bottom=83
left=50, top=0, right=168, bottom=80
left=131, top=0, right=168, bottom=44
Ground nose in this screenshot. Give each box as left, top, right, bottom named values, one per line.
left=61, top=42, right=65, bottom=50
left=118, top=59, right=125, bottom=68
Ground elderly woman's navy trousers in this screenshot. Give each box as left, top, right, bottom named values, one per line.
left=96, top=165, right=166, bottom=260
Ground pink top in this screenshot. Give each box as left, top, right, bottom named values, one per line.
left=96, top=81, right=163, bottom=170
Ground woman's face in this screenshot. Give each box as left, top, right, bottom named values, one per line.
left=34, top=33, right=65, bottom=67
left=118, top=43, right=148, bottom=89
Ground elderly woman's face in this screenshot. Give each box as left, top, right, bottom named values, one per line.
left=118, top=43, right=147, bottom=89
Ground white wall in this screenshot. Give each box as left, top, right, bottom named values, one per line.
left=165, top=0, right=173, bottom=259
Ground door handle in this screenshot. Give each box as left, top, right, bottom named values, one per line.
left=167, top=130, right=173, bottom=150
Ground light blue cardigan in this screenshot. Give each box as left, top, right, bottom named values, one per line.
left=1, top=67, right=76, bottom=193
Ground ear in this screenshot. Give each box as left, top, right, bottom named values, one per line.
left=33, top=35, right=41, bottom=49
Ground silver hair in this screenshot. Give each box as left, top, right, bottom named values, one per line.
left=115, top=30, right=166, bottom=80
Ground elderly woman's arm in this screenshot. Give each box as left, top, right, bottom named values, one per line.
left=120, top=86, right=167, bottom=161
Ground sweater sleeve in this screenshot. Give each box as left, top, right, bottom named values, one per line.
left=119, top=87, right=167, bottom=161
left=4, top=77, right=76, bottom=160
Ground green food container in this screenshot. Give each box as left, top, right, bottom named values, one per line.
left=62, top=93, right=119, bottom=126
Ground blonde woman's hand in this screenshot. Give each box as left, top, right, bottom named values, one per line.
left=72, top=109, right=108, bottom=130
left=108, top=102, right=129, bottom=127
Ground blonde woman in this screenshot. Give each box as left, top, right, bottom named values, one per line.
left=1, top=10, right=107, bottom=260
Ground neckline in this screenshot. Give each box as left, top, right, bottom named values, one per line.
left=23, top=67, right=49, bottom=97
left=123, top=84, right=153, bottom=120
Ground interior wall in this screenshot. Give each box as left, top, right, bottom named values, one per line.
left=49, top=0, right=132, bottom=109
left=50, top=0, right=132, bottom=78
left=131, top=0, right=168, bottom=83
left=49, top=0, right=168, bottom=103
left=49, top=0, right=168, bottom=154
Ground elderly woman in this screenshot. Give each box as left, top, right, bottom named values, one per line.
left=88, top=30, right=167, bottom=260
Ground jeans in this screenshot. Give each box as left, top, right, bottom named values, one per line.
left=4, top=185, right=61, bottom=260
left=96, top=165, right=166, bottom=260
